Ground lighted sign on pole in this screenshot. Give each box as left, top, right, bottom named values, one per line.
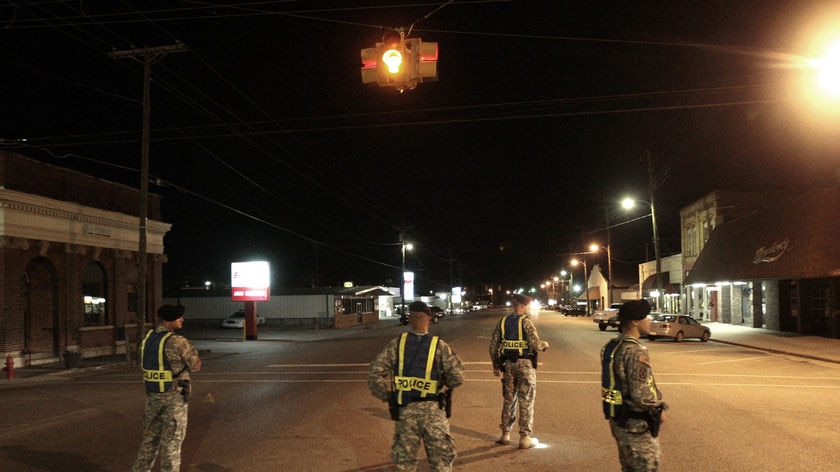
left=231, top=261, right=270, bottom=301
left=404, top=271, right=415, bottom=302
left=452, top=287, right=462, bottom=304
left=231, top=261, right=269, bottom=341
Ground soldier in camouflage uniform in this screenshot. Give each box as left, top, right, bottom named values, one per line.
left=131, top=305, right=202, bottom=472
left=601, top=299, right=668, bottom=471
left=488, top=293, right=549, bottom=449
left=368, top=301, right=465, bottom=472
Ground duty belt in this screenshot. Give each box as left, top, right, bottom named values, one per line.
left=411, top=395, right=441, bottom=402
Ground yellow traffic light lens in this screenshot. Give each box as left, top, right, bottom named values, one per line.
left=382, top=49, right=403, bottom=74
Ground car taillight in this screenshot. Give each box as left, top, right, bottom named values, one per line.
left=660, top=324, right=671, bottom=329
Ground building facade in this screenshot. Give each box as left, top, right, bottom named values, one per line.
left=681, top=186, right=840, bottom=337
left=0, top=152, right=170, bottom=366
left=164, top=286, right=398, bottom=329
left=637, top=253, right=683, bottom=314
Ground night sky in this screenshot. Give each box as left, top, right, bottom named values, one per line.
left=2, top=1, right=839, bottom=296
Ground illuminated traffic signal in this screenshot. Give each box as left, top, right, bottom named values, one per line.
left=361, top=29, right=438, bottom=92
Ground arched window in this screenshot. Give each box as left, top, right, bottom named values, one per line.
left=82, top=262, right=108, bottom=326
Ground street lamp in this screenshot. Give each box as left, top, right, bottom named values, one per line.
left=588, top=242, right=612, bottom=307
left=813, top=40, right=840, bottom=97
left=571, top=258, right=590, bottom=315
left=543, top=278, right=558, bottom=306
left=622, top=197, right=662, bottom=311
left=560, top=270, right=572, bottom=305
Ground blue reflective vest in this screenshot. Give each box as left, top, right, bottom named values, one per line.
left=500, top=314, right=535, bottom=360
left=394, top=332, right=440, bottom=406
left=141, top=330, right=175, bottom=393
left=601, top=337, right=629, bottom=419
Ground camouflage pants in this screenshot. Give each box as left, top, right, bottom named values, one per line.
left=609, top=418, right=660, bottom=471
left=392, top=400, right=456, bottom=472
left=131, top=391, right=189, bottom=472
left=499, top=358, right=536, bottom=436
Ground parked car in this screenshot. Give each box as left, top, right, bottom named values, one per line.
left=400, top=305, right=446, bottom=325
left=648, top=314, right=711, bottom=342
left=429, top=306, right=445, bottom=324
left=593, top=303, right=623, bottom=330
left=221, top=310, right=266, bottom=328
left=562, top=305, right=586, bottom=317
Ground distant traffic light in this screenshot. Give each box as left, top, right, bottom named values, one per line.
left=361, top=29, right=438, bottom=92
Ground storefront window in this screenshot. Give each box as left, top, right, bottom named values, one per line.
left=82, top=262, right=108, bottom=326
left=340, top=297, right=374, bottom=315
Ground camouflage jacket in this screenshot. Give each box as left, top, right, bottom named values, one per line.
left=604, top=334, right=664, bottom=415
left=368, top=330, right=465, bottom=402
left=152, top=324, right=201, bottom=383
left=488, top=314, right=548, bottom=369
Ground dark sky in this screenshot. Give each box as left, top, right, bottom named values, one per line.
left=2, top=1, right=839, bottom=296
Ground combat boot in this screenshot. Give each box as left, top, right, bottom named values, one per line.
left=497, top=431, right=510, bottom=445
left=519, top=435, right=538, bottom=449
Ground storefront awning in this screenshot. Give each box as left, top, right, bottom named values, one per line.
left=577, top=286, right=600, bottom=301
left=641, top=273, right=679, bottom=293
left=685, top=186, right=840, bottom=285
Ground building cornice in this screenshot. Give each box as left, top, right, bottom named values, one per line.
left=0, top=188, right=171, bottom=254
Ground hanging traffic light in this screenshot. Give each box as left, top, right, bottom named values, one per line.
left=361, top=29, right=438, bottom=92
left=377, top=29, right=407, bottom=87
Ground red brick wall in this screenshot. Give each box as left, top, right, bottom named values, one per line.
left=0, top=152, right=165, bottom=362
left=0, top=151, right=162, bottom=219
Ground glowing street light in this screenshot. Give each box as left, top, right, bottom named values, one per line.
left=560, top=270, right=572, bottom=305
left=812, top=40, right=840, bottom=97
left=588, top=242, right=612, bottom=306
left=622, top=197, right=662, bottom=311
left=571, top=258, right=590, bottom=315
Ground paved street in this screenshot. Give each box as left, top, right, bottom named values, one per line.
left=2, top=311, right=840, bottom=471
left=6, top=312, right=840, bottom=383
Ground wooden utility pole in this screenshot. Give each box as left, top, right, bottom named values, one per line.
left=646, top=149, right=663, bottom=312
left=108, top=43, right=187, bottom=363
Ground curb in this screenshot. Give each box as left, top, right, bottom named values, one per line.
left=710, top=338, right=840, bottom=365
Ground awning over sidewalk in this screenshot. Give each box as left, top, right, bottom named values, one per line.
left=685, top=186, right=840, bottom=285
left=577, top=286, right=600, bottom=301
left=641, top=273, right=670, bottom=291
left=641, top=273, right=679, bottom=294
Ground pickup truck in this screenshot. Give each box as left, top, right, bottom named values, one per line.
left=593, top=303, right=623, bottom=331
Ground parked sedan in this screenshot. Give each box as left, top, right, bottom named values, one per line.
left=648, top=314, right=710, bottom=342
left=429, top=306, right=445, bottom=324
left=221, top=310, right=266, bottom=328
left=400, top=305, right=446, bottom=325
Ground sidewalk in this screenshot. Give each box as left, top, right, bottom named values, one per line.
left=702, top=322, right=840, bottom=364
left=0, top=321, right=397, bottom=383
left=3, top=320, right=840, bottom=384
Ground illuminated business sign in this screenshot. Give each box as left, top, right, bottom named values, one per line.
left=231, top=261, right=270, bottom=301
left=404, top=271, right=415, bottom=301
left=452, top=286, right=462, bottom=304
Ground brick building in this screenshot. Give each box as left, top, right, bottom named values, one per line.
left=682, top=186, right=840, bottom=336
left=0, top=151, right=170, bottom=366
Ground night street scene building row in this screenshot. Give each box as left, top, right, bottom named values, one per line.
left=2, top=150, right=840, bottom=368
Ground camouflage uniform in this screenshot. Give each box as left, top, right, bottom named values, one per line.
left=368, top=330, right=465, bottom=472
left=489, top=313, right=548, bottom=437
left=131, top=325, right=201, bottom=472
left=602, top=334, right=665, bottom=472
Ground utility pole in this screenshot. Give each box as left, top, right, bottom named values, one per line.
left=646, top=149, right=663, bottom=312
left=109, top=43, right=187, bottom=363
left=604, top=207, right=613, bottom=307
left=446, top=249, right=456, bottom=312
